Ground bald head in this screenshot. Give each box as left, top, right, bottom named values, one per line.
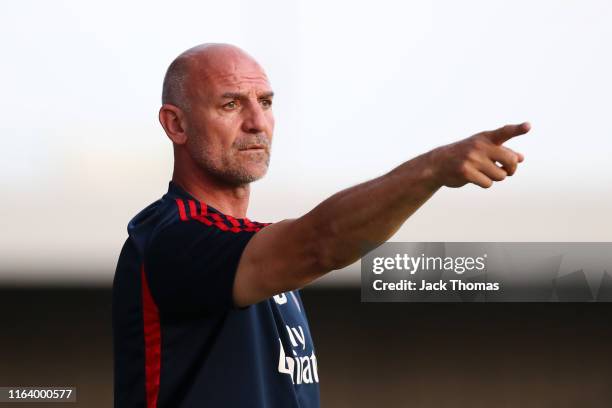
left=161, top=43, right=266, bottom=112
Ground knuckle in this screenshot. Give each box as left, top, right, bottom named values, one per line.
left=458, top=163, right=471, bottom=177
left=472, top=138, right=487, bottom=150
left=466, top=150, right=480, bottom=162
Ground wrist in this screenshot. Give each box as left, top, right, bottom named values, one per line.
left=421, top=148, right=444, bottom=192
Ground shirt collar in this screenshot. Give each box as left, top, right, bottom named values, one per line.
left=165, top=180, right=235, bottom=219
left=166, top=180, right=198, bottom=201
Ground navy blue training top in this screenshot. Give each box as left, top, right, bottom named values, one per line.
left=112, top=181, right=321, bottom=408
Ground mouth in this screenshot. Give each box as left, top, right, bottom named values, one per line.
left=240, top=145, right=266, bottom=151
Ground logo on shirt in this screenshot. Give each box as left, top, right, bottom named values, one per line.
left=274, top=292, right=319, bottom=385
left=273, top=292, right=301, bottom=312
left=277, top=332, right=319, bottom=385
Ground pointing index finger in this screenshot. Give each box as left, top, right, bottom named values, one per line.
left=486, top=122, right=531, bottom=145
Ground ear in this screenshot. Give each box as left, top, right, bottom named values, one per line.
left=159, top=104, right=188, bottom=144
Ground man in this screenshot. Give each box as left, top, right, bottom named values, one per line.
left=112, top=43, right=530, bottom=408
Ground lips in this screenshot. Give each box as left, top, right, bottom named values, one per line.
left=240, top=145, right=266, bottom=151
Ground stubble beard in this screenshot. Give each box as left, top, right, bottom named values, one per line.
left=191, top=141, right=271, bottom=187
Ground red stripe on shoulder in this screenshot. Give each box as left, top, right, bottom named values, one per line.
left=176, top=199, right=269, bottom=232
left=199, top=202, right=208, bottom=216
left=225, top=214, right=241, bottom=228
left=187, top=200, right=198, bottom=218
left=194, top=215, right=213, bottom=226
left=175, top=199, right=188, bottom=221
left=243, top=217, right=257, bottom=228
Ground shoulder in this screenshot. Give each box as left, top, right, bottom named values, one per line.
left=142, top=198, right=272, bottom=314
left=148, top=197, right=271, bottom=253
left=126, top=186, right=271, bottom=257
left=173, top=197, right=270, bottom=233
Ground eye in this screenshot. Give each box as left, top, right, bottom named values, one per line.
left=223, top=100, right=238, bottom=110
left=260, top=99, right=273, bottom=108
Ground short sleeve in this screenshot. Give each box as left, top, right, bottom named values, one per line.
left=144, top=220, right=257, bottom=317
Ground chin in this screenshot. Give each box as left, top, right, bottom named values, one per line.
left=245, top=165, right=269, bottom=182
left=223, top=164, right=268, bottom=186
left=241, top=158, right=270, bottom=178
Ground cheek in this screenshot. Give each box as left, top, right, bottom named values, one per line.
left=200, top=116, right=240, bottom=149
left=216, top=115, right=243, bottom=142
left=267, top=113, right=275, bottom=136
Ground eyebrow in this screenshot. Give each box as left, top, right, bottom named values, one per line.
left=221, top=91, right=274, bottom=99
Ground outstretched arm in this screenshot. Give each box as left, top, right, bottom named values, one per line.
left=233, top=122, right=531, bottom=306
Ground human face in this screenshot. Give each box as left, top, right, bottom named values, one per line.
left=184, top=57, right=275, bottom=186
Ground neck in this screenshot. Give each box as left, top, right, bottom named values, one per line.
left=172, top=164, right=251, bottom=219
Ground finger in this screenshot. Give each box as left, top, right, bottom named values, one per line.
left=490, top=147, right=519, bottom=176
left=467, top=169, right=494, bottom=189
left=485, top=122, right=531, bottom=145
left=501, top=146, right=524, bottom=163
left=477, top=160, right=508, bottom=182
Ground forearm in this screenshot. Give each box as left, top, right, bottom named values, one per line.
left=299, top=149, right=441, bottom=272
left=235, top=150, right=442, bottom=306
left=235, top=122, right=530, bottom=306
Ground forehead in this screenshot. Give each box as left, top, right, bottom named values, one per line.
left=192, top=55, right=272, bottom=97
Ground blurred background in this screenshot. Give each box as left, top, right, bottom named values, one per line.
left=1, top=0, right=611, bottom=406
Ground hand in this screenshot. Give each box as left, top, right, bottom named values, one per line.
left=429, top=122, right=531, bottom=188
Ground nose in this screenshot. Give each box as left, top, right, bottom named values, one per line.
left=241, top=102, right=269, bottom=134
